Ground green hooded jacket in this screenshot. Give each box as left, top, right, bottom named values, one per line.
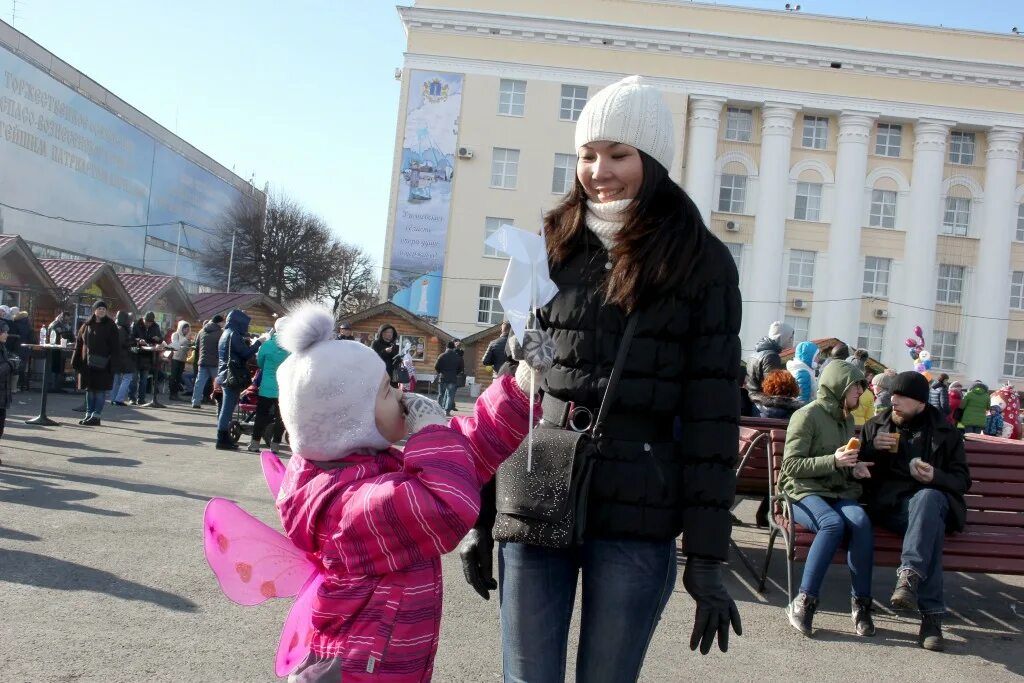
left=779, top=360, right=866, bottom=502
left=957, top=384, right=989, bottom=428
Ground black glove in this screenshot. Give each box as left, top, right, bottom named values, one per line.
left=458, top=528, right=497, bottom=600
left=682, top=556, right=742, bottom=655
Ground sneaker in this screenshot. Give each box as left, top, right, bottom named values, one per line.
left=787, top=592, right=817, bottom=637
left=192, top=404, right=202, bottom=409
left=82, top=416, right=101, bottom=426
left=246, top=441, right=261, bottom=453
left=919, top=613, right=945, bottom=651
left=852, top=597, right=876, bottom=637
left=112, top=401, right=128, bottom=407
left=891, top=569, right=920, bottom=610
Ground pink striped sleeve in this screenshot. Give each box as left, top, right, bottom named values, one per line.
left=447, top=374, right=541, bottom=483
left=330, top=428, right=482, bottom=576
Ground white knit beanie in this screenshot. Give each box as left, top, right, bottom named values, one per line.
left=574, top=75, right=675, bottom=172
left=276, top=304, right=391, bottom=462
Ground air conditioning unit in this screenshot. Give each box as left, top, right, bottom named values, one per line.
left=792, top=298, right=807, bottom=310
left=457, top=147, right=474, bottom=159
left=725, top=220, right=740, bottom=232
left=874, top=308, right=889, bottom=319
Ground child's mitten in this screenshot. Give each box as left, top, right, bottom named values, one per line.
left=509, top=329, right=556, bottom=395
left=401, top=392, right=448, bottom=433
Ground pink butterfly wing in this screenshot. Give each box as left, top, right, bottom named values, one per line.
left=275, top=573, right=324, bottom=677
left=261, top=451, right=287, bottom=499
left=203, top=498, right=316, bottom=606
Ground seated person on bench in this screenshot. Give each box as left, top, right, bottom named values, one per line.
left=860, top=371, right=971, bottom=653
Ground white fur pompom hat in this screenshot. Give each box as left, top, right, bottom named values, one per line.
left=276, top=303, right=391, bottom=461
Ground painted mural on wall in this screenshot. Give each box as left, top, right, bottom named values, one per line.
left=388, top=70, right=463, bottom=321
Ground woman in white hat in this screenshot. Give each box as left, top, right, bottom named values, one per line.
left=459, top=76, right=742, bottom=681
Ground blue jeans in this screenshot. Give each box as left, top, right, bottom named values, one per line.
left=498, top=539, right=676, bottom=683
left=791, top=495, right=874, bottom=599
left=878, top=488, right=949, bottom=614
left=85, top=390, right=108, bottom=418
left=192, top=366, right=216, bottom=407
left=111, top=373, right=132, bottom=403
left=438, top=381, right=457, bottom=412
left=132, top=369, right=151, bottom=403
left=217, top=386, right=240, bottom=433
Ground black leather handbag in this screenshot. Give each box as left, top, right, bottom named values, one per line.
left=493, top=314, right=638, bottom=548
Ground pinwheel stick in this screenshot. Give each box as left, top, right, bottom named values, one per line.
left=527, top=272, right=537, bottom=472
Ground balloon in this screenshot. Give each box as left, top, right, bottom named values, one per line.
left=905, top=338, right=919, bottom=348
left=909, top=349, right=920, bottom=360
left=924, top=359, right=932, bottom=370
left=914, top=326, right=923, bottom=339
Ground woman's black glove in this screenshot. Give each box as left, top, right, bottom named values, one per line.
left=457, top=528, right=497, bottom=600
left=682, top=556, right=742, bottom=654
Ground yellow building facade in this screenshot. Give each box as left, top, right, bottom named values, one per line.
left=383, top=0, right=1024, bottom=385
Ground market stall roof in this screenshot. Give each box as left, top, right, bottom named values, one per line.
left=118, top=273, right=199, bottom=321
left=191, top=292, right=288, bottom=321
left=777, top=337, right=888, bottom=375
left=39, top=259, right=134, bottom=311
left=0, top=234, right=58, bottom=295
left=340, top=301, right=454, bottom=343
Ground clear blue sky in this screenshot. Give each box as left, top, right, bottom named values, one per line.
left=5, top=0, right=1021, bottom=269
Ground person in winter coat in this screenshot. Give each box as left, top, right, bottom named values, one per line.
left=458, top=76, right=742, bottom=681
left=247, top=316, right=291, bottom=453
left=991, top=383, right=1021, bottom=439
left=400, top=348, right=417, bottom=393
left=481, top=320, right=511, bottom=377
left=191, top=314, right=224, bottom=409
left=957, top=380, right=989, bottom=433
left=947, top=381, right=963, bottom=426
left=71, top=301, right=120, bottom=426
left=434, top=341, right=464, bottom=416
left=873, top=369, right=897, bottom=414
left=0, top=321, right=19, bottom=446
left=130, top=312, right=163, bottom=405
left=47, top=311, right=74, bottom=391
left=215, top=309, right=265, bottom=450
left=110, top=311, right=135, bottom=405
left=860, top=371, right=971, bottom=652
left=779, top=360, right=875, bottom=638
left=8, top=306, right=32, bottom=390
left=747, top=321, right=794, bottom=392
left=269, top=304, right=547, bottom=681
left=787, top=341, right=817, bottom=404
left=817, top=341, right=850, bottom=379
left=851, top=369, right=876, bottom=427
left=750, top=369, right=804, bottom=420
left=928, top=374, right=951, bottom=420
left=984, top=404, right=1005, bottom=437
left=371, top=323, right=401, bottom=387
left=168, top=320, right=191, bottom=401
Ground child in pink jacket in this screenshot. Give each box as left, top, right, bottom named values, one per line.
left=272, top=305, right=551, bottom=682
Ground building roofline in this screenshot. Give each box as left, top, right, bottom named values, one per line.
left=340, top=302, right=455, bottom=342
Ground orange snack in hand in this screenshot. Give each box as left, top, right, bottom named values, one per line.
left=847, top=437, right=860, bottom=451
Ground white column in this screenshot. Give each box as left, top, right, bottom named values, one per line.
left=885, top=119, right=954, bottom=371
left=683, top=96, right=726, bottom=225
left=964, top=127, right=1024, bottom=384
left=823, top=111, right=877, bottom=351
left=744, top=103, right=800, bottom=352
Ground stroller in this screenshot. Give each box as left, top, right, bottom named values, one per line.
left=212, top=367, right=288, bottom=448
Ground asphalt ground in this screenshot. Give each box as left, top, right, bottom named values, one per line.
left=0, top=390, right=1021, bottom=682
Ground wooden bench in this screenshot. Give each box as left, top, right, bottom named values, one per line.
left=757, top=429, right=1024, bottom=604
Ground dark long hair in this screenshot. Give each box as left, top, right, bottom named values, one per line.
left=544, top=151, right=707, bottom=313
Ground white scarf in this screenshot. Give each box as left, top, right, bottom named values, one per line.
left=584, top=199, right=631, bottom=251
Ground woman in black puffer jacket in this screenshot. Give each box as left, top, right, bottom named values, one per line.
left=459, top=76, right=742, bottom=682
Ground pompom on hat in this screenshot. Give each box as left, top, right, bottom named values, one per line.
left=276, top=303, right=391, bottom=462
left=574, top=75, right=676, bottom=172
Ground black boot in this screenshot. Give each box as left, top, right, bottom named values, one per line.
left=755, top=495, right=770, bottom=528
left=216, top=430, right=239, bottom=451
left=788, top=592, right=817, bottom=637
left=852, top=597, right=876, bottom=637
left=891, top=569, right=920, bottom=610
left=919, top=613, right=945, bottom=651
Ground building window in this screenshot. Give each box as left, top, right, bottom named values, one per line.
left=484, top=217, right=513, bottom=258
left=1005, top=339, right=1024, bottom=378
left=875, top=123, right=902, bottom=157
left=551, top=153, right=576, bottom=194
left=497, top=79, right=526, bottom=117
left=0, top=289, right=21, bottom=308
left=931, top=331, right=958, bottom=371
left=788, top=250, right=816, bottom=290
left=718, top=174, right=747, bottom=213
left=942, top=197, right=971, bottom=236
left=869, top=189, right=897, bottom=229
left=490, top=148, right=520, bottom=189
left=784, top=315, right=810, bottom=344
left=1011, top=271, right=1024, bottom=310
left=477, top=285, right=504, bottom=325
left=857, top=323, right=885, bottom=360
left=949, top=131, right=976, bottom=165
left=725, top=107, right=753, bottom=142
left=560, top=85, right=588, bottom=122
left=936, top=264, right=965, bottom=305
left=1017, top=204, right=1024, bottom=241
left=862, top=256, right=892, bottom=298
left=725, top=242, right=743, bottom=275
left=801, top=115, right=829, bottom=150
left=794, top=182, right=823, bottom=221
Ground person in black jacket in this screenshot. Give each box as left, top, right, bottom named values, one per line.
left=110, top=310, right=135, bottom=406
left=71, top=301, right=120, bottom=426
left=434, top=341, right=464, bottom=416
left=482, top=322, right=511, bottom=378
left=860, top=371, right=971, bottom=652
left=928, top=373, right=950, bottom=420
left=47, top=311, right=74, bottom=391
left=215, top=309, right=265, bottom=450
left=0, top=321, right=19, bottom=447
left=191, top=315, right=224, bottom=408
left=746, top=321, right=794, bottom=392
left=130, top=311, right=163, bottom=405
left=457, top=76, right=741, bottom=680
left=371, top=323, right=400, bottom=387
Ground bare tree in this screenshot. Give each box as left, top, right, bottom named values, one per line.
left=329, top=243, right=378, bottom=317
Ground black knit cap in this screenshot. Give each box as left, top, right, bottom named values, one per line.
left=92, top=300, right=108, bottom=310
left=891, top=371, right=930, bottom=405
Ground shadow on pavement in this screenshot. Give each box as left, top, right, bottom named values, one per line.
left=0, top=547, right=198, bottom=612
left=0, top=469, right=130, bottom=517
left=3, top=433, right=119, bottom=454
left=1, top=463, right=209, bottom=503
left=67, top=456, right=142, bottom=467
left=0, top=527, right=41, bottom=541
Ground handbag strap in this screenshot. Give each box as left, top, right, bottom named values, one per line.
left=591, top=313, right=639, bottom=437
